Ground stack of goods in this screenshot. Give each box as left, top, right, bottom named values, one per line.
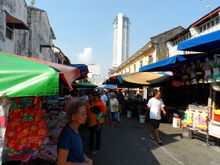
left=182, top=104, right=209, bottom=131
left=182, top=110, right=193, bottom=127
left=31, top=110, right=68, bottom=162
left=213, top=109, right=220, bottom=122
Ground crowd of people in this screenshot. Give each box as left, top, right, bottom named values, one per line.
left=56, top=89, right=166, bottom=164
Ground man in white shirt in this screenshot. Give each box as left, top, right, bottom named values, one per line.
left=147, top=90, right=166, bottom=145
left=100, top=91, right=108, bottom=106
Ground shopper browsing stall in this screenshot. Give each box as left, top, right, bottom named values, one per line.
left=86, top=93, right=106, bottom=155
left=147, top=90, right=166, bottom=145
left=57, top=99, right=93, bottom=165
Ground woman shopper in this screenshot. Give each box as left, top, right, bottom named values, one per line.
left=109, top=93, right=120, bottom=128
left=86, top=93, right=106, bottom=155
left=57, top=99, right=93, bottom=165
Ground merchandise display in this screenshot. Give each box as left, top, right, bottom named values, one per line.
left=183, top=104, right=209, bottom=131
left=0, top=96, right=68, bottom=164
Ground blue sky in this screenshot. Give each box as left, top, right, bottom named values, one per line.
left=26, top=0, right=220, bottom=77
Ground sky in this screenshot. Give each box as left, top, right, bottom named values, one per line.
left=26, top=0, right=220, bottom=78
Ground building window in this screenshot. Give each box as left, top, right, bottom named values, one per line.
left=140, top=60, right=143, bottom=67
left=128, top=67, right=130, bottom=73
left=199, top=16, right=220, bottom=33
left=148, top=55, right=153, bottom=64
left=134, top=64, right=136, bottom=72
left=6, top=23, right=14, bottom=40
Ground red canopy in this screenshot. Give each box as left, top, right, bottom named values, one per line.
left=11, top=54, right=80, bottom=91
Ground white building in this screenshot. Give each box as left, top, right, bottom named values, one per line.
left=167, top=7, right=220, bottom=57
left=87, top=64, right=103, bottom=85
left=112, top=13, right=130, bottom=67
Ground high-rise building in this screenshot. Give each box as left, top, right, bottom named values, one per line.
left=112, top=13, right=130, bottom=67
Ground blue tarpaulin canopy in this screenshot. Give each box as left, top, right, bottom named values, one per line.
left=68, top=64, right=89, bottom=79
left=178, top=30, right=220, bottom=53
left=139, top=54, right=211, bottom=72
left=68, top=64, right=89, bottom=74
left=139, top=55, right=188, bottom=72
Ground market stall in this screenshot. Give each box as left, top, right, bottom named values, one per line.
left=139, top=49, right=220, bottom=143
left=0, top=52, right=80, bottom=164
left=177, top=30, right=220, bottom=143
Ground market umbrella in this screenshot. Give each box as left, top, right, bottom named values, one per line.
left=14, top=55, right=80, bottom=91
left=74, top=83, right=97, bottom=88
left=122, top=72, right=173, bottom=85
left=0, top=52, right=59, bottom=97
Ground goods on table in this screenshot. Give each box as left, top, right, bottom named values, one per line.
left=182, top=104, right=209, bottom=131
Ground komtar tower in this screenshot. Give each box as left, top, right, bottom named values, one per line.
left=112, top=13, right=130, bottom=67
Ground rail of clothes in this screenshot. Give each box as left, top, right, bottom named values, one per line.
left=0, top=97, right=68, bottom=164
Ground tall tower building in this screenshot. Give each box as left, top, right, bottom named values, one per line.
left=112, top=13, right=130, bottom=67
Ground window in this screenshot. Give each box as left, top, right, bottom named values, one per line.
left=200, top=16, right=220, bottom=33
left=128, top=67, right=131, bottom=73
left=148, top=55, right=153, bottom=64
left=6, top=23, right=14, bottom=40
left=215, top=18, right=219, bottom=24
left=133, top=64, right=136, bottom=72
left=140, top=60, right=143, bottom=67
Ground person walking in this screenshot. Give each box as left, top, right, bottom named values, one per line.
left=109, top=93, right=120, bottom=128
left=57, top=99, right=93, bottom=165
left=100, top=91, right=108, bottom=106
left=86, top=93, right=106, bottom=155
left=147, top=90, right=166, bottom=145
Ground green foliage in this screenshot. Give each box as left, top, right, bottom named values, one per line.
left=31, top=0, right=36, bottom=7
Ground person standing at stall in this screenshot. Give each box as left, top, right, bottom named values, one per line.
left=57, top=99, right=93, bottom=165
left=109, top=93, right=120, bottom=128
left=86, top=92, right=106, bottom=155
left=147, top=90, right=166, bottom=145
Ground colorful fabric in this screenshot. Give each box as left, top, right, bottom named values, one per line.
left=5, top=103, right=48, bottom=152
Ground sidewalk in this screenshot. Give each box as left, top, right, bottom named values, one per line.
left=81, top=117, right=220, bottom=165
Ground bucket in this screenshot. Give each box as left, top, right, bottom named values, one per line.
left=127, top=111, right=132, bottom=118
left=139, top=115, right=145, bottom=123
left=173, top=117, right=181, bottom=128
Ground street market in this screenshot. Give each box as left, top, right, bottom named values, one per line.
left=1, top=1, right=220, bottom=165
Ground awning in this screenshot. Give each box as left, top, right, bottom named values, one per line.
left=122, top=72, right=172, bottom=85
left=139, top=54, right=209, bottom=72
left=11, top=55, right=80, bottom=91
left=6, top=11, right=29, bottom=30
left=74, top=83, right=97, bottom=88
left=0, top=52, right=59, bottom=97
left=68, top=64, right=89, bottom=79
left=178, top=30, right=220, bottom=53
left=139, top=55, right=188, bottom=72
left=103, top=84, right=117, bottom=89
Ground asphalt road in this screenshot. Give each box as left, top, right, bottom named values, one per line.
left=81, top=116, right=220, bottom=165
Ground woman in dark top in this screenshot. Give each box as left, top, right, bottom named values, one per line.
left=57, top=99, right=93, bottom=165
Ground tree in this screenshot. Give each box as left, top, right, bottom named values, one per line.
left=31, top=0, right=36, bottom=7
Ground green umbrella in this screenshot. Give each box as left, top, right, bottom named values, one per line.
left=0, top=52, right=59, bottom=97
left=75, top=83, right=97, bottom=88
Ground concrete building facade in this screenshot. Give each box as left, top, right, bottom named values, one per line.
left=87, top=64, right=103, bottom=85
left=0, top=0, right=28, bottom=55
left=111, top=26, right=184, bottom=75
left=0, top=0, right=58, bottom=63
left=167, top=7, right=220, bottom=57
left=112, top=13, right=130, bottom=67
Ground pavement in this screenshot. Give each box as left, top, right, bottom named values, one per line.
left=80, top=116, right=220, bottom=165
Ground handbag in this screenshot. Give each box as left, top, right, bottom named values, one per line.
left=113, top=112, right=119, bottom=121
